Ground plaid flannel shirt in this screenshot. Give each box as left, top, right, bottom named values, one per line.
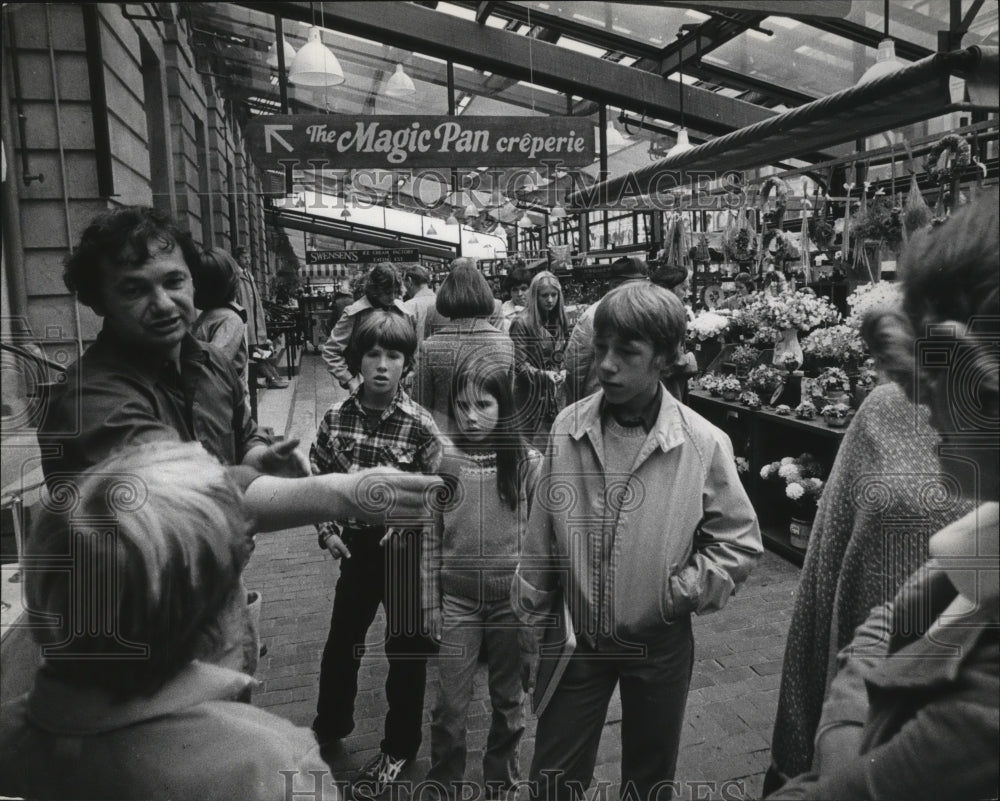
left=310, top=386, right=444, bottom=543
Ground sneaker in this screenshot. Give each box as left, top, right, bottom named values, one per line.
left=266, top=378, right=290, bottom=389
left=355, top=751, right=408, bottom=797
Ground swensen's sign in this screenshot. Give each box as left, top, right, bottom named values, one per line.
left=305, top=248, right=419, bottom=265
left=245, top=115, right=594, bottom=169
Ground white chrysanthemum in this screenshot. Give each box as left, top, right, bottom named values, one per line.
left=780, top=456, right=794, bottom=466
left=786, top=483, right=805, bottom=500
left=760, top=465, right=773, bottom=479
left=778, top=464, right=801, bottom=481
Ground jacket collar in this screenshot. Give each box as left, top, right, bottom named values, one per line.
left=26, top=661, right=255, bottom=735
left=434, top=317, right=502, bottom=335
left=346, top=296, right=408, bottom=315
left=568, top=384, right=686, bottom=468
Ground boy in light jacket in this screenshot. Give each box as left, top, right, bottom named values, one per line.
left=513, top=282, right=762, bottom=801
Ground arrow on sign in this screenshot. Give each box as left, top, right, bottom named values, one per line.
left=265, top=125, right=294, bottom=154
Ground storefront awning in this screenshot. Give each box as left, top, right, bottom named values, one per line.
left=568, top=46, right=999, bottom=209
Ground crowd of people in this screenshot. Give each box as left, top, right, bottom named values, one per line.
left=0, top=191, right=996, bottom=801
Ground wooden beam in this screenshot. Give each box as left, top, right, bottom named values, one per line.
left=239, top=1, right=776, bottom=135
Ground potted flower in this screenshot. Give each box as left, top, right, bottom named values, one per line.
left=795, top=401, right=817, bottom=420
left=745, top=365, right=783, bottom=402
left=698, top=372, right=721, bottom=396
left=777, top=351, right=800, bottom=373
left=750, top=289, right=841, bottom=367
left=760, top=453, right=826, bottom=548
left=739, top=390, right=762, bottom=409
left=854, top=364, right=879, bottom=406
left=817, top=367, right=851, bottom=403
left=729, top=345, right=760, bottom=377
left=801, top=324, right=866, bottom=371
left=774, top=404, right=792, bottom=416
left=719, top=376, right=742, bottom=402
left=821, top=402, right=853, bottom=428
left=688, top=311, right=730, bottom=370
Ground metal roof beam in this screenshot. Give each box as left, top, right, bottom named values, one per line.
left=685, top=62, right=817, bottom=106
left=475, top=1, right=496, bottom=26
left=449, top=0, right=664, bottom=60
left=239, top=1, right=776, bottom=134
left=793, top=18, right=934, bottom=61
left=657, top=13, right=769, bottom=76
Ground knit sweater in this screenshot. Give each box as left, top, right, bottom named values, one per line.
left=422, top=447, right=542, bottom=606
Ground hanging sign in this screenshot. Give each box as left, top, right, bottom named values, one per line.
left=246, top=115, right=594, bottom=170
left=305, top=248, right=420, bottom=265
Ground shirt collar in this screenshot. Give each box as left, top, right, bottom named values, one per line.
left=26, top=661, right=255, bottom=735
left=345, top=383, right=415, bottom=424
left=96, top=325, right=208, bottom=370
left=600, top=384, right=662, bottom=433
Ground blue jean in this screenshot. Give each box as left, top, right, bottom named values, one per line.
left=529, top=616, right=694, bottom=801
left=428, top=593, right=526, bottom=793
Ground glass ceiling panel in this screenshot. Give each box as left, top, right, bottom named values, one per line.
left=519, top=1, right=709, bottom=48
left=705, top=17, right=878, bottom=97
left=843, top=0, right=997, bottom=50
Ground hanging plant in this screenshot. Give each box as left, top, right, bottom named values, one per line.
left=851, top=195, right=903, bottom=252
left=808, top=217, right=835, bottom=249
left=903, top=172, right=933, bottom=238
left=922, top=134, right=971, bottom=185
left=727, top=228, right=756, bottom=266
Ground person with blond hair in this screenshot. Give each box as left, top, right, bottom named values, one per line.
left=0, top=442, right=331, bottom=800
left=509, top=271, right=569, bottom=446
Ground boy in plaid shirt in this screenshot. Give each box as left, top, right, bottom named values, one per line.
left=310, top=310, right=444, bottom=793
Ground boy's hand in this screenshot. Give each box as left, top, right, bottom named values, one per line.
left=341, top=468, right=445, bottom=526
left=244, top=438, right=310, bottom=477
left=322, top=532, right=351, bottom=559
left=423, top=607, right=443, bottom=642
left=518, top=627, right=541, bottom=693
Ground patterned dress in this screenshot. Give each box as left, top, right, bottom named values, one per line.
left=768, top=383, right=976, bottom=784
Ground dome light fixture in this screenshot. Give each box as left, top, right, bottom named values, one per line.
left=289, top=27, right=345, bottom=87
left=517, top=213, right=533, bottom=229
left=446, top=213, right=459, bottom=226
left=463, top=203, right=479, bottom=218
left=384, top=63, right=416, bottom=98
left=425, top=223, right=438, bottom=236
left=858, top=0, right=906, bottom=85
left=550, top=204, right=567, bottom=219
left=267, top=37, right=297, bottom=68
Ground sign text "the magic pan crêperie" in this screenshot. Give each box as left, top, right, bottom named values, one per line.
left=245, top=115, right=595, bottom=170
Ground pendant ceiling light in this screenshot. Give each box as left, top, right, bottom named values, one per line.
left=340, top=207, right=351, bottom=219
left=606, top=117, right=627, bottom=149
left=517, top=213, right=533, bottom=229
left=289, top=27, right=345, bottom=87
left=267, top=37, right=297, bottom=68
left=463, top=203, right=479, bottom=218
left=468, top=232, right=479, bottom=244
left=550, top=204, right=567, bottom=219
left=857, top=1, right=906, bottom=85
left=667, top=128, right=694, bottom=158
left=425, top=223, right=438, bottom=236
left=384, top=63, right=416, bottom=98
left=446, top=213, right=459, bottom=226
left=666, top=32, right=694, bottom=159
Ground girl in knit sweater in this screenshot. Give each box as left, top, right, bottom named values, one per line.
left=422, top=362, right=542, bottom=797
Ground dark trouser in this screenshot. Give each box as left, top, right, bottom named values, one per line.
left=315, top=528, right=435, bottom=760
left=529, top=616, right=694, bottom=801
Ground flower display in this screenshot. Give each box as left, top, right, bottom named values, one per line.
left=739, top=390, right=762, bottom=409
left=747, top=289, right=840, bottom=333
left=719, top=376, right=743, bottom=395
left=774, top=404, right=792, bottom=416
left=761, top=452, right=825, bottom=516
left=745, top=365, right=783, bottom=397
left=688, top=310, right=730, bottom=342
left=821, top=402, right=852, bottom=419
left=845, top=281, right=902, bottom=329
left=801, top=324, right=866, bottom=362
left=734, top=456, right=750, bottom=474
left=729, top=345, right=760, bottom=373
left=817, top=367, right=851, bottom=393
left=697, top=372, right=721, bottom=394
left=856, top=365, right=878, bottom=390
left=795, top=401, right=817, bottom=420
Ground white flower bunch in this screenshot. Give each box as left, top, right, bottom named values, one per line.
left=785, top=483, right=805, bottom=500
left=845, top=281, right=902, bottom=330
left=749, top=290, right=841, bottom=333
left=688, top=311, right=731, bottom=342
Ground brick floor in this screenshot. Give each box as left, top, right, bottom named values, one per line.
left=244, top=354, right=801, bottom=801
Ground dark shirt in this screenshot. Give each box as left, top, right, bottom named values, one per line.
left=39, top=326, right=271, bottom=488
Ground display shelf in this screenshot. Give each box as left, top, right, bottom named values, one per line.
left=687, top=389, right=847, bottom=566
left=760, top=522, right=806, bottom=568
